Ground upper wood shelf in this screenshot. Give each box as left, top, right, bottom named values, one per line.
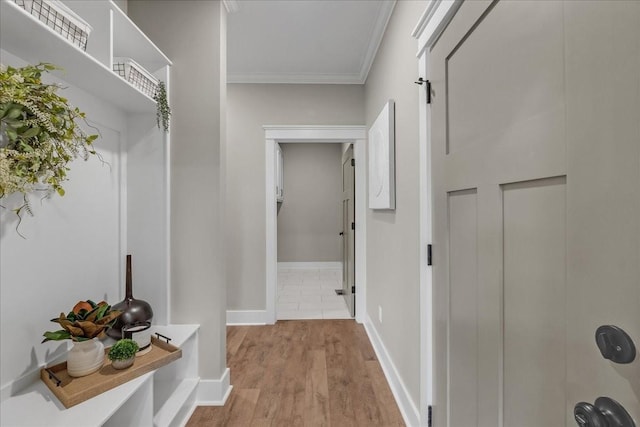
left=0, top=0, right=171, bottom=113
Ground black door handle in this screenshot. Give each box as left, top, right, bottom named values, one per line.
left=595, top=325, right=636, bottom=364
left=574, top=397, right=635, bottom=427
left=339, top=232, right=344, bottom=236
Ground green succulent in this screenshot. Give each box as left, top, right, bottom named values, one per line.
left=108, top=339, right=139, bottom=361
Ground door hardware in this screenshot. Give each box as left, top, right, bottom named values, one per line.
left=427, top=244, right=433, bottom=266
left=595, top=325, right=636, bottom=364
left=339, top=232, right=344, bottom=236
left=574, top=397, right=636, bottom=427
left=351, top=222, right=355, bottom=230
left=414, top=78, right=432, bottom=104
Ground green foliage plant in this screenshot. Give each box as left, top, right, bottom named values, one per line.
left=108, top=338, right=139, bottom=361
left=153, top=80, right=170, bottom=132
left=0, top=63, right=99, bottom=218
left=42, top=299, right=122, bottom=343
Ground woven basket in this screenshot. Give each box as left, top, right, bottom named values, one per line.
left=13, top=0, right=92, bottom=51
left=113, top=57, right=159, bottom=98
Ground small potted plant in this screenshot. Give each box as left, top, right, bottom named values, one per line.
left=108, top=338, right=139, bottom=370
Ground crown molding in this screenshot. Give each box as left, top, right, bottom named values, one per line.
left=358, top=0, right=396, bottom=83
left=227, top=0, right=395, bottom=85
left=222, top=0, right=239, bottom=14
left=413, top=0, right=462, bottom=56
left=227, top=72, right=365, bottom=85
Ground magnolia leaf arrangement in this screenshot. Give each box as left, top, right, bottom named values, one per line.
left=42, top=299, right=122, bottom=343
left=153, top=81, right=170, bottom=132
left=0, top=63, right=98, bottom=218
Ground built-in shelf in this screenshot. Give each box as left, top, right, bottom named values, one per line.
left=153, top=378, right=200, bottom=427
left=111, top=1, right=171, bottom=74
left=0, top=0, right=165, bottom=113
left=0, top=1, right=191, bottom=425
left=0, top=324, right=199, bottom=427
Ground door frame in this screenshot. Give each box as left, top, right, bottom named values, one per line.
left=264, top=125, right=367, bottom=324
left=412, top=1, right=462, bottom=425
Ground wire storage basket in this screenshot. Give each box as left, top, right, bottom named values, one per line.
left=112, top=57, right=159, bottom=99
left=13, top=0, right=92, bottom=51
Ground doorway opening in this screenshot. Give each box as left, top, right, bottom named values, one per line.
left=275, top=142, right=350, bottom=320
left=264, top=126, right=367, bottom=324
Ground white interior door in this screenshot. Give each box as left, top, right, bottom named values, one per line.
left=430, top=1, right=640, bottom=426
left=342, top=145, right=355, bottom=316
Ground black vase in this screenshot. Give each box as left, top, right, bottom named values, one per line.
left=107, top=255, right=154, bottom=339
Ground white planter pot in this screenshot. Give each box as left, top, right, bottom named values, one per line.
left=111, top=357, right=135, bottom=370
left=67, top=338, right=105, bottom=377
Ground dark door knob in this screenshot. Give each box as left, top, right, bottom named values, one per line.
left=574, top=397, right=636, bottom=427
left=595, top=325, right=636, bottom=364
left=339, top=232, right=344, bottom=236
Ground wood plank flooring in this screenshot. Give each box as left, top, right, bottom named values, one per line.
left=186, top=320, right=405, bottom=427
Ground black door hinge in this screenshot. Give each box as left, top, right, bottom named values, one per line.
left=415, top=78, right=432, bottom=104
left=351, top=286, right=355, bottom=294
left=351, top=158, right=355, bottom=167
left=351, top=222, right=355, bottom=230
left=428, top=405, right=433, bottom=427
left=427, top=244, right=432, bottom=266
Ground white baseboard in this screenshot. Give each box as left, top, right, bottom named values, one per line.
left=277, top=261, right=343, bottom=270
left=226, top=310, right=268, bottom=325
left=364, top=315, right=421, bottom=427
left=196, top=368, right=232, bottom=406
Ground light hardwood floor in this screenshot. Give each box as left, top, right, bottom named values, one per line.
left=187, top=320, right=405, bottom=426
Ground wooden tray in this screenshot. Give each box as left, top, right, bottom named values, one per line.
left=40, top=336, right=182, bottom=408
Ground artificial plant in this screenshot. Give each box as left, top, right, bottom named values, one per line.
left=0, top=63, right=98, bottom=218
left=153, top=80, right=170, bottom=132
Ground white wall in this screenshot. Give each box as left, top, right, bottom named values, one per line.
left=0, top=50, right=126, bottom=395
left=227, top=84, right=364, bottom=310
left=128, top=0, right=228, bottom=381
left=277, top=143, right=343, bottom=263
left=364, top=0, right=427, bottom=411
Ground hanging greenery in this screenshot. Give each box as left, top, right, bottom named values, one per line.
left=0, top=63, right=99, bottom=218
left=153, top=80, right=170, bottom=132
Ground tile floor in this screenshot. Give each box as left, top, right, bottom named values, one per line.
left=277, top=267, right=352, bottom=320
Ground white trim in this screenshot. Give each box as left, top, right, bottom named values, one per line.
left=226, top=310, right=268, bottom=325
left=417, top=52, right=434, bottom=427
left=265, top=126, right=367, bottom=325
left=222, top=0, right=239, bottom=14
left=413, top=3, right=459, bottom=426
left=414, top=0, right=463, bottom=58
left=358, top=0, right=396, bottom=84
left=364, top=315, right=420, bottom=427
left=277, top=262, right=342, bottom=270
left=195, top=368, right=232, bottom=406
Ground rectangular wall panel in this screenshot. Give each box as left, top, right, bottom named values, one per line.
left=448, top=189, right=479, bottom=427
left=502, top=176, right=566, bottom=427
left=446, top=0, right=564, bottom=154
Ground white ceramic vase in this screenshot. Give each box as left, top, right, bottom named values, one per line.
left=67, top=338, right=105, bottom=377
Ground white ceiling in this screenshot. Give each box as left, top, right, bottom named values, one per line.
left=226, top=0, right=396, bottom=84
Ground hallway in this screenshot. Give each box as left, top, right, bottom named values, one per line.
left=187, top=320, right=404, bottom=426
